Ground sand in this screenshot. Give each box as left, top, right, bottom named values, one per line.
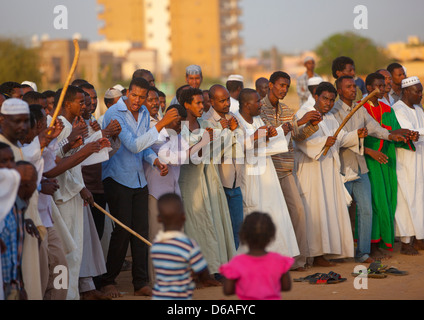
left=113, top=241, right=424, bottom=301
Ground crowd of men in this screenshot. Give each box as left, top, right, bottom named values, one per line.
left=0, top=55, right=423, bottom=300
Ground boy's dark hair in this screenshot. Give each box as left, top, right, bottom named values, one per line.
left=226, top=80, right=243, bottom=94
left=239, top=211, right=276, bottom=249
left=179, top=87, right=203, bottom=107
left=335, top=75, right=354, bottom=90
left=54, top=85, right=85, bottom=108
left=387, top=63, right=404, bottom=75
left=167, top=104, right=187, bottom=118
left=157, top=193, right=184, bottom=214
left=365, top=72, right=385, bottom=88
left=42, top=90, right=56, bottom=98
left=238, top=88, right=258, bottom=109
left=175, top=84, right=191, bottom=102
left=315, top=82, right=338, bottom=97
left=79, top=82, right=95, bottom=90
left=269, top=71, right=290, bottom=84
left=128, top=77, right=150, bottom=92
left=158, top=90, right=166, bottom=98
left=23, top=91, right=46, bottom=105
left=147, top=86, right=160, bottom=96
left=71, top=79, right=89, bottom=87
left=0, top=81, right=21, bottom=98
left=332, top=56, right=355, bottom=79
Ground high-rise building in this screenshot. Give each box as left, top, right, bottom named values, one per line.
left=97, top=0, right=243, bottom=80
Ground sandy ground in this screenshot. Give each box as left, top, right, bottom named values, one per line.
left=113, top=242, right=424, bottom=302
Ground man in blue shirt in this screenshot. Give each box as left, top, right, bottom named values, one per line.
left=100, top=77, right=180, bottom=298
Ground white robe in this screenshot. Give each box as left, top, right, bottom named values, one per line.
left=295, top=106, right=362, bottom=259
left=233, top=111, right=300, bottom=258
left=392, top=101, right=424, bottom=240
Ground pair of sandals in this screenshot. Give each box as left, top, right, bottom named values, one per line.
left=294, top=271, right=347, bottom=284
left=351, top=261, right=409, bottom=278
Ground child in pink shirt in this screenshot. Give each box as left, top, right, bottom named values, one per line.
left=219, top=211, right=294, bottom=300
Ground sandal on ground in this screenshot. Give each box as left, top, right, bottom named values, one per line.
left=385, top=267, right=409, bottom=276
left=309, top=273, right=339, bottom=284
left=368, top=261, right=388, bottom=273
left=327, top=271, right=347, bottom=282
left=351, top=269, right=387, bottom=279
left=293, top=273, right=325, bottom=282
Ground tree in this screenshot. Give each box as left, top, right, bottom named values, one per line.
left=0, top=38, right=41, bottom=85
left=315, top=32, right=391, bottom=77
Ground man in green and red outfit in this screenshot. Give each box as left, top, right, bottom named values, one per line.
left=361, top=72, right=418, bottom=260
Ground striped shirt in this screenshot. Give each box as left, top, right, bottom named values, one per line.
left=260, top=95, right=319, bottom=179
left=151, top=232, right=207, bottom=300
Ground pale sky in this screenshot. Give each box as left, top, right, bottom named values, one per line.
left=1, top=0, right=424, bottom=56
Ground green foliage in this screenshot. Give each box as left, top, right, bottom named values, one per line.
left=0, top=38, right=41, bottom=85
left=315, top=32, right=391, bottom=77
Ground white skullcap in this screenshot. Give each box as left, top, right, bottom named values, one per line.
left=401, top=76, right=421, bottom=89
left=307, top=76, right=323, bottom=86
left=186, top=65, right=202, bottom=75
left=21, top=81, right=38, bottom=91
left=227, top=74, right=244, bottom=82
left=304, top=56, right=314, bottom=63
left=105, top=88, right=123, bottom=99
left=113, top=84, right=125, bottom=92
left=1, top=98, right=29, bottom=115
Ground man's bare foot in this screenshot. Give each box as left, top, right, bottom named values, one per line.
left=134, top=285, right=152, bottom=297
left=413, top=239, right=424, bottom=251
left=401, top=242, right=419, bottom=256
left=313, top=256, right=336, bottom=267
left=101, top=284, right=123, bottom=298
left=291, top=266, right=307, bottom=272
left=80, top=290, right=112, bottom=300
left=370, top=246, right=392, bottom=260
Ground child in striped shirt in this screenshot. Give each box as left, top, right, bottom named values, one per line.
left=150, top=193, right=212, bottom=300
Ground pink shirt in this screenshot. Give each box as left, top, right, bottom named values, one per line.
left=219, top=253, right=294, bottom=300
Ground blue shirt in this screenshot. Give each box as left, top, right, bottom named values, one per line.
left=102, top=97, right=159, bottom=189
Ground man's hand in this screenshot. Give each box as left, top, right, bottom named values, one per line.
left=25, top=219, right=41, bottom=241
left=366, top=148, right=389, bottom=164
left=40, top=178, right=60, bottom=196
left=103, top=119, right=121, bottom=138
left=297, top=110, right=322, bottom=126
left=325, top=136, right=337, bottom=148
left=228, top=116, right=238, bottom=131
left=98, top=137, right=111, bottom=150
left=219, top=118, right=229, bottom=129
left=38, top=119, right=65, bottom=148
left=267, top=126, right=278, bottom=139
left=411, top=131, right=420, bottom=142
left=89, top=120, right=101, bottom=132
left=388, top=132, right=408, bottom=143
left=154, top=158, right=169, bottom=176
left=81, top=141, right=102, bottom=156
left=68, top=118, right=89, bottom=148
left=156, top=108, right=181, bottom=131
left=253, top=125, right=268, bottom=142
left=281, top=122, right=293, bottom=136
left=357, top=127, right=368, bottom=139
left=80, top=187, right=94, bottom=206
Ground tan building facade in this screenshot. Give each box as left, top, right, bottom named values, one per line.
left=97, top=0, right=243, bottom=80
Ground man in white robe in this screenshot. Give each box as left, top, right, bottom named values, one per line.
left=233, top=88, right=299, bottom=258
left=51, top=86, right=110, bottom=300
left=295, top=82, right=367, bottom=266
left=392, top=76, right=424, bottom=255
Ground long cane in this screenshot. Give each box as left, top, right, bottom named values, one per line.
left=41, top=39, right=81, bottom=154
left=93, top=202, right=152, bottom=247
left=322, top=88, right=380, bottom=156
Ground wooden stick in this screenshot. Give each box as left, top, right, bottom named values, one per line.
left=93, top=202, right=152, bottom=247
left=323, top=88, right=380, bottom=156
left=41, top=39, right=80, bottom=154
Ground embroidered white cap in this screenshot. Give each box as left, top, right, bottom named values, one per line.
left=186, top=65, right=202, bottom=75
left=1, top=98, right=30, bottom=115
left=401, top=76, right=421, bottom=89
left=227, top=74, right=244, bottom=82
